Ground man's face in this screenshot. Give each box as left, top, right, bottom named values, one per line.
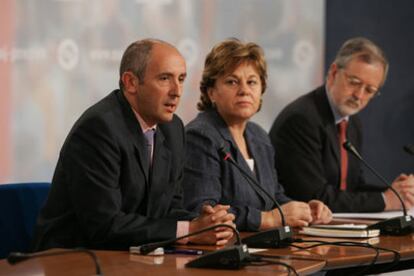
left=326, top=58, right=384, bottom=117
left=134, top=44, right=187, bottom=126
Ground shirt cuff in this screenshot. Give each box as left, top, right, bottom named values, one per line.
left=176, top=221, right=190, bottom=244
left=381, top=192, right=388, bottom=210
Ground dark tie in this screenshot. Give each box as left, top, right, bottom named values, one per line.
left=338, top=120, right=348, bottom=191
left=144, top=129, right=155, bottom=169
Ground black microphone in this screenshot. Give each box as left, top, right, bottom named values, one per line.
left=403, top=144, right=414, bottom=156
left=219, top=146, right=293, bottom=248
left=139, top=223, right=250, bottom=269
left=343, top=141, right=413, bottom=235
left=7, top=248, right=103, bottom=275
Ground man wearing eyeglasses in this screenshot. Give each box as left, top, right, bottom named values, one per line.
left=269, top=37, right=414, bottom=212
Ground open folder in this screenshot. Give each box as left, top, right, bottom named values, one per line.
left=299, top=224, right=380, bottom=238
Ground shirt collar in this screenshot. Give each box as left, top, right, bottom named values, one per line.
left=325, top=84, right=349, bottom=124
left=131, top=107, right=157, bottom=133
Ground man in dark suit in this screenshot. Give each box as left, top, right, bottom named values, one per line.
left=32, top=39, right=234, bottom=251
left=269, top=37, right=414, bottom=212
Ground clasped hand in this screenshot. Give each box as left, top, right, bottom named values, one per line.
left=385, top=174, right=414, bottom=210
left=260, top=200, right=332, bottom=230
left=189, top=204, right=235, bottom=245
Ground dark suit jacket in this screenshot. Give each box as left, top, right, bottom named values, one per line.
left=269, top=86, right=385, bottom=212
left=183, top=110, right=291, bottom=231
left=32, top=90, right=192, bottom=251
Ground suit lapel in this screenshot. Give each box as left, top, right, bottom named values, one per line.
left=327, top=123, right=340, bottom=165
left=208, top=110, right=268, bottom=205
left=146, top=128, right=170, bottom=214
left=315, top=87, right=340, bottom=166
left=116, top=90, right=150, bottom=182
left=245, top=128, right=273, bottom=209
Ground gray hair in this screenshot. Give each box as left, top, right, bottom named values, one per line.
left=333, top=37, right=389, bottom=86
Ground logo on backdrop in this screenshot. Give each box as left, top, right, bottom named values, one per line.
left=57, top=39, right=79, bottom=71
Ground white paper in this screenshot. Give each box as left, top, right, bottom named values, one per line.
left=333, top=207, right=414, bottom=220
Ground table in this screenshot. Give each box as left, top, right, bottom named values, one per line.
left=246, top=232, right=414, bottom=270
left=0, top=249, right=325, bottom=275
left=1, top=231, right=414, bottom=275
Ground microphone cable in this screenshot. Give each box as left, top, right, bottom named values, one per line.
left=246, top=256, right=299, bottom=276
left=7, top=248, right=103, bottom=275
left=288, top=238, right=400, bottom=275
left=219, top=145, right=287, bottom=226
left=219, top=145, right=294, bottom=248
left=139, top=223, right=242, bottom=255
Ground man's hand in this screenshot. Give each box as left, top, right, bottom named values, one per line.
left=189, top=204, right=235, bottom=245
left=385, top=174, right=414, bottom=210
left=308, top=200, right=332, bottom=224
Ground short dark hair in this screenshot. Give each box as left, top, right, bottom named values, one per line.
left=198, top=38, right=267, bottom=111
left=118, top=38, right=174, bottom=90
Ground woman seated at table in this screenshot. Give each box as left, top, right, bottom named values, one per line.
left=183, top=39, right=332, bottom=231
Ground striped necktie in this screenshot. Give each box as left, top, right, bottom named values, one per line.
left=144, top=129, right=155, bottom=169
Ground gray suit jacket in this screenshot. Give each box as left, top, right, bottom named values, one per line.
left=183, top=109, right=291, bottom=231
left=33, top=90, right=192, bottom=251
left=269, top=86, right=385, bottom=212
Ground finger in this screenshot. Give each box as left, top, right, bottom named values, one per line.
left=403, top=192, right=414, bottom=206
left=312, top=203, right=323, bottom=220
left=399, top=181, right=414, bottom=189
left=294, top=220, right=309, bottom=227
left=211, top=209, right=231, bottom=221
left=212, top=204, right=230, bottom=212
left=201, top=204, right=215, bottom=215
left=322, top=208, right=333, bottom=224
left=215, top=238, right=230, bottom=246
left=215, top=230, right=233, bottom=240
left=302, top=206, right=313, bottom=221
left=214, top=218, right=236, bottom=230
left=312, top=219, right=323, bottom=225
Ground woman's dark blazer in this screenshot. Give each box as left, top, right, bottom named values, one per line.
left=183, top=109, right=291, bottom=231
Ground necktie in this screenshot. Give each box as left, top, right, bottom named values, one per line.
left=338, top=120, right=348, bottom=191
left=144, top=129, right=155, bottom=169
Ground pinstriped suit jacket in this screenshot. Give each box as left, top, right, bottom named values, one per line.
left=183, top=109, right=291, bottom=231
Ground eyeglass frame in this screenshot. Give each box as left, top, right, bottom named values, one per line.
left=340, top=69, right=382, bottom=98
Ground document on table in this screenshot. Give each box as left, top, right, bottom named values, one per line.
left=299, top=225, right=380, bottom=238
left=333, top=207, right=414, bottom=220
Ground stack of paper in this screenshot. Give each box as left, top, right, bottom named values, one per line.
left=299, top=224, right=380, bottom=238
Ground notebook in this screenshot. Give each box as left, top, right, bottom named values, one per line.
left=299, top=224, right=380, bottom=238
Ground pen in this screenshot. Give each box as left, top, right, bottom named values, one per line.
left=164, top=248, right=203, bottom=255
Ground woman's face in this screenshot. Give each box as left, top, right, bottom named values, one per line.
left=208, top=62, right=262, bottom=125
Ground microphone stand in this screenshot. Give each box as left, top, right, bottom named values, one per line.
left=343, top=141, right=413, bottom=235
left=220, top=147, right=293, bottom=248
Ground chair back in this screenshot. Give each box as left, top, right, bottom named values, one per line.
left=0, top=182, right=50, bottom=259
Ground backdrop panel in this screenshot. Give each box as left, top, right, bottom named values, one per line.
left=0, top=0, right=324, bottom=183
left=326, top=0, right=414, bottom=185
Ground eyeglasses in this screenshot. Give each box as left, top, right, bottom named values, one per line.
left=341, top=70, right=381, bottom=98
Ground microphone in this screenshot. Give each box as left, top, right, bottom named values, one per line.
left=343, top=141, right=413, bottom=235
left=7, top=248, right=103, bottom=275
left=139, top=223, right=251, bottom=269
left=219, top=146, right=292, bottom=248
left=403, top=144, right=414, bottom=156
